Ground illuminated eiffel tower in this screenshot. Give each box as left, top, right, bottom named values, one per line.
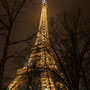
left=8, top=0, right=67, bottom=90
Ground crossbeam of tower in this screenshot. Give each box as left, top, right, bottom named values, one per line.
left=8, top=0, right=67, bottom=90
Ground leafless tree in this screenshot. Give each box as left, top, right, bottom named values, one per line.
left=49, top=9, right=90, bottom=90
left=0, top=0, right=37, bottom=88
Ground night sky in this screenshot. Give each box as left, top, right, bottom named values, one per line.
left=10, top=0, right=90, bottom=42
left=2, top=0, right=90, bottom=87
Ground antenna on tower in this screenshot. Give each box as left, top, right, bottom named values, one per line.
left=42, top=0, right=47, bottom=4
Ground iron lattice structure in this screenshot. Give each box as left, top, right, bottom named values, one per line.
left=8, top=0, right=67, bottom=90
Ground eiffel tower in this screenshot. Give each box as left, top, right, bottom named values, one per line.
left=8, top=0, right=67, bottom=90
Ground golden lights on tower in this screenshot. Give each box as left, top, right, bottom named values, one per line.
left=8, top=0, right=67, bottom=90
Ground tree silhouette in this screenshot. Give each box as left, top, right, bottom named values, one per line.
left=0, top=0, right=36, bottom=88
left=49, top=9, right=90, bottom=90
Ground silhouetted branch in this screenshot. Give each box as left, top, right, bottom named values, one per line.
left=12, top=0, right=26, bottom=23
left=9, top=32, right=36, bottom=45
left=81, top=38, right=90, bottom=59
left=0, top=33, right=7, bottom=36
left=6, top=55, right=14, bottom=60
left=40, top=67, right=69, bottom=89
left=0, top=19, right=8, bottom=27
left=81, top=65, right=89, bottom=90
left=0, top=26, right=6, bottom=30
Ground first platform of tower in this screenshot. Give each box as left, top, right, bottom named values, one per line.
left=42, top=0, right=47, bottom=4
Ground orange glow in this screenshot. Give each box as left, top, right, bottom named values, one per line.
left=8, top=1, right=66, bottom=90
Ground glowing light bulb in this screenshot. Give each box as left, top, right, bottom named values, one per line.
left=45, top=88, right=47, bottom=90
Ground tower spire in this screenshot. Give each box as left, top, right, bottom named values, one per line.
left=35, top=0, right=48, bottom=45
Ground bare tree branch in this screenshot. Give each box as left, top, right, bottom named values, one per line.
left=0, top=26, right=6, bottom=30
left=9, top=32, right=36, bottom=46
left=0, top=33, right=7, bottom=36
left=0, top=19, right=8, bottom=27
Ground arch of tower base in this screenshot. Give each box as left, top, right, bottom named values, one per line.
left=8, top=68, right=67, bottom=90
